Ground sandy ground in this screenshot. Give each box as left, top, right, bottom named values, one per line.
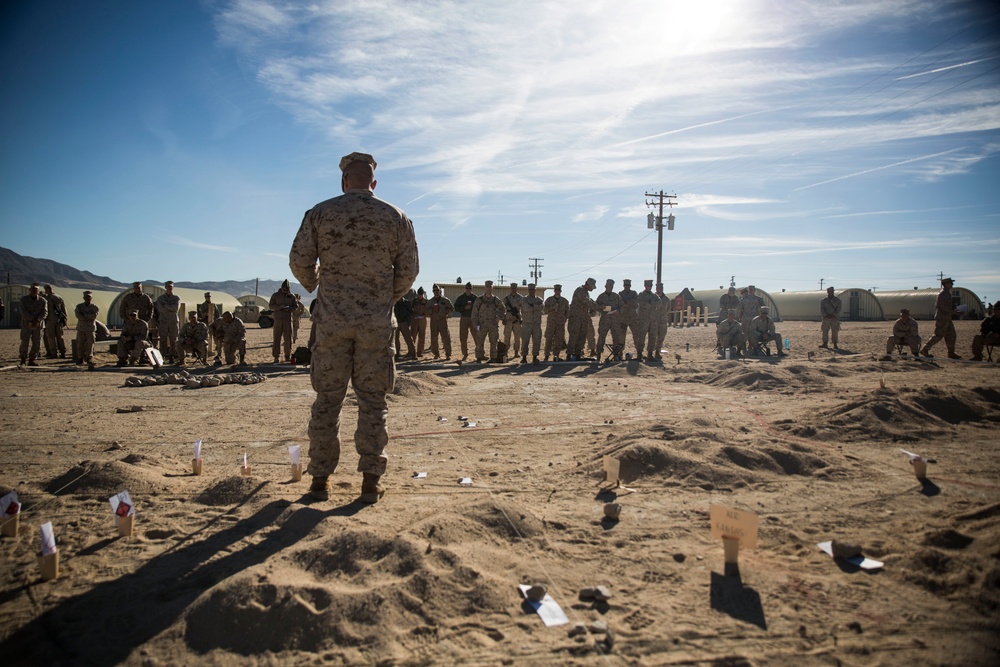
left=0, top=319, right=998, bottom=666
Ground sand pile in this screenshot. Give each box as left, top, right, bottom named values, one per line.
left=44, top=457, right=168, bottom=495
left=392, top=371, right=455, bottom=397
left=193, top=477, right=266, bottom=506
left=702, top=364, right=835, bottom=392
left=182, top=528, right=507, bottom=659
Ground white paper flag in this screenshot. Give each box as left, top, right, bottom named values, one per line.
left=243, top=452, right=248, bottom=468
left=193, top=439, right=202, bottom=460
left=1, top=491, right=20, bottom=517
left=110, top=490, right=135, bottom=518
left=289, top=445, right=301, bottom=465
left=40, top=522, right=57, bottom=556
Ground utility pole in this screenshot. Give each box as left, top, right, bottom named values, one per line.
left=729, top=275, right=736, bottom=288
left=819, top=278, right=824, bottom=290
left=528, top=258, right=544, bottom=284
left=644, top=190, right=677, bottom=288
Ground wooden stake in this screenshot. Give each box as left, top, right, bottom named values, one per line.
left=723, top=536, right=740, bottom=564
left=291, top=463, right=302, bottom=481
left=39, top=553, right=59, bottom=581
left=1, top=514, right=18, bottom=538
left=192, top=458, right=203, bottom=476
left=117, top=514, right=134, bottom=538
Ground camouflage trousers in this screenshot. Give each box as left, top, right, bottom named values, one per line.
left=20, top=323, right=42, bottom=360
left=179, top=338, right=208, bottom=363
left=566, top=314, right=589, bottom=359
left=544, top=318, right=567, bottom=358
left=821, top=317, right=840, bottom=345
left=308, top=325, right=395, bottom=478
left=272, top=318, right=292, bottom=360
left=520, top=319, right=542, bottom=358
left=76, top=329, right=95, bottom=362
left=458, top=317, right=474, bottom=357
left=503, top=318, right=522, bottom=354
left=924, top=316, right=956, bottom=352
left=475, top=322, right=499, bottom=361
left=636, top=315, right=658, bottom=356
left=596, top=315, right=624, bottom=354
left=158, top=318, right=178, bottom=357
left=429, top=316, right=451, bottom=357
left=224, top=339, right=246, bottom=364
left=44, top=319, right=65, bottom=356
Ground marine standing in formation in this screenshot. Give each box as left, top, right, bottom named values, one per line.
left=19, top=283, right=47, bottom=366
left=199, top=292, right=216, bottom=356
left=921, top=277, right=962, bottom=359
left=269, top=279, right=297, bottom=363
left=594, top=279, right=623, bottom=362
left=518, top=283, right=544, bottom=364
left=156, top=281, right=180, bottom=362
left=42, top=284, right=67, bottom=359
left=503, top=283, right=523, bottom=357
left=636, top=279, right=661, bottom=360
left=393, top=296, right=416, bottom=360
left=453, top=282, right=477, bottom=361
left=289, top=151, right=419, bottom=504
left=472, top=280, right=504, bottom=362
left=410, top=287, right=428, bottom=356
left=292, top=293, right=305, bottom=343
left=74, top=290, right=100, bottom=369
left=819, top=286, right=841, bottom=350
left=737, top=285, right=763, bottom=337
left=619, top=279, right=639, bottom=354
left=543, top=284, right=569, bottom=362
left=719, top=287, right=739, bottom=317
left=567, top=278, right=598, bottom=359
left=428, top=284, right=454, bottom=360
left=654, top=283, right=671, bottom=359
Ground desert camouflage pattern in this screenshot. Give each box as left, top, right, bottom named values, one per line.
left=567, top=285, right=595, bottom=358
left=19, top=293, right=47, bottom=361
left=654, top=291, right=671, bottom=356
left=178, top=320, right=209, bottom=363
left=117, top=316, right=151, bottom=363
left=543, top=294, right=569, bottom=359
left=270, top=289, right=297, bottom=360
left=717, top=317, right=744, bottom=352
left=737, top=293, right=764, bottom=334
left=636, top=290, right=661, bottom=357
left=518, top=294, right=544, bottom=358
left=887, top=317, right=921, bottom=354
left=454, top=291, right=477, bottom=357
left=749, top=315, right=781, bottom=351
left=503, top=291, right=523, bottom=354
left=289, top=187, right=418, bottom=477
left=410, top=294, right=428, bottom=355
left=156, top=292, right=180, bottom=357
left=43, top=291, right=67, bottom=357
left=120, top=291, right=154, bottom=323
left=75, top=301, right=100, bottom=363
left=924, top=287, right=957, bottom=353
left=429, top=295, right=454, bottom=358
left=719, top=292, right=739, bottom=315
left=595, top=290, right=624, bottom=353
left=619, top=286, right=639, bottom=347
left=472, top=294, right=504, bottom=361
left=820, top=294, right=842, bottom=346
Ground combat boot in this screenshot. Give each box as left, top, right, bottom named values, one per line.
left=533, top=356, right=540, bottom=364
left=309, top=475, right=329, bottom=501
left=359, top=472, right=385, bottom=504
left=19, top=358, right=26, bottom=366
left=948, top=352, right=962, bottom=360
left=920, top=346, right=933, bottom=358
left=520, top=356, right=528, bottom=364
left=27, top=359, right=38, bottom=366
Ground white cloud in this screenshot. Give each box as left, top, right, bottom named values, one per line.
left=165, top=236, right=238, bottom=253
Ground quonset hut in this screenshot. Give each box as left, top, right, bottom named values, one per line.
left=769, top=288, right=885, bottom=322
left=107, top=287, right=241, bottom=328
left=875, top=287, right=985, bottom=321
left=669, top=287, right=781, bottom=322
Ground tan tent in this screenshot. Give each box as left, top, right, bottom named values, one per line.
left=1, top=285, right=119, bottom=329
left=769, top=288, right=884, bottom=322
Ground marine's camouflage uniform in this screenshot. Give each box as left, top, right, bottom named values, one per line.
left=886, top=317, right=920, bottom=355
left=117, top=317, right=151, bottom=364
left=178, top=319, right=209, bottom=363
left=654, top=291, right=671, bottom=357
left=289, top=186, right=418, bottom=479
left=636, top=289, right=661, bottom=357
left=74, top=301, right=100, bottom=364
left=518, top=293, right=544, bottom=359
left=748, top=315, right=782, bottom=353
left=221, top=317, right=246, bottom=364
left=19, top=293, right=47, bottom=362
left=595, top=290, right=623, bottom=355
left=737, top=293, right=764, bottom=338
left=472, top=293, right=504, bottom=361
left=120, top=291, right=154, bottom=324
left=820, top=294, right=842, bottom=346
left=717, top=317, right=744, bottom=352
left=428, top=294, right=454, bottom=358
left=269, top=288, right=297, bottom=361
left=618, top=286, right=639, bottom=356
left=43, top=291, right=67, bottom=357
left=567, top=285, right=595, bottom=359
left=543, top=294, right=569, bottom=359
left=923, top=287, right=957, bottom=355
left=503, top=290, right=523, bottom=354
left=156, top=292, right=180, bottom=358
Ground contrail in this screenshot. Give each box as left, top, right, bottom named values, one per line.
left=897, top=56, right=999, bottom=80
left=614, top=107, right=791, bottom=147
left=793, top=148, right=963, bottom=191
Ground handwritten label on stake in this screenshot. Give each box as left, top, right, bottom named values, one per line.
left=710, top=504, right=759, bottom=550
left=110, top=490, right=135, bottom=518
left=1, top=491, right=20, bottom=516
left=40, top=522, right=57, bottom=556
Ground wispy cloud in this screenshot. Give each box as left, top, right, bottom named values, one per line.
left=165, top=236, right=238, bottom=253
left=793, top=148, right=964, bottom=191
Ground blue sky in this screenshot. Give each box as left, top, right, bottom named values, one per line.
left=2, top=0, right=998, bottom=302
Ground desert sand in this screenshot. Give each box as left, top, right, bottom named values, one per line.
left=1, top=319, right=998, bottom=666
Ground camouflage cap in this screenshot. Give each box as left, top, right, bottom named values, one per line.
left=554, top=284, right=563, bottom=290
left=484, top=280, right=493, bottom=286
left=204, top=292, right=212, bottom=297
left=941, top=277, right=954, bottom=284
left=188, top=311, right=197, bottom=317
left=528, top=283, right=536, bottom=289
left=605, top=279, right=615, bottom=286
left=585, top=277, right=597, bottom=287
left=339, top=152, right=377, bottom=172
left=728, top=286, right=736, bottom=292
left=900, top=308, right=910, bottom=315
left=83, top=290, right=92, bottom=296
left=132, top=281, right=141, bottom=287
left=165, top=280, right=174, bottom=286
left=623, top=279, right=632, bottom=285
left=30, top=282, right=40, bottom=288
left=644, top=279, right=654, bottom=286
left=465, top=282, right=473, bottom=289
left=281, top=279, right=290, bottom=290
left=760, top=306, right=770, bottom=312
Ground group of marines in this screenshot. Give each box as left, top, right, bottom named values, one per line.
left=395, top=277, right=676, bottom=365
left=715, top=284, right=787, bottom=357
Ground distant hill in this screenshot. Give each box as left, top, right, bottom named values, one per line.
left=0, top=246, right=311, bottom=297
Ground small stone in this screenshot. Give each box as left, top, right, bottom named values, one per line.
left=831, top=540, right=863, bottom=560
left=525, top=584, right=547, bottom=602
left=567, top=623, right=588, bottom=637
left=592, top=585, right=612, bottom=602
left=603, top=503, right=622, bottom=520
left=588, top=621, right=608, bottom=633
left=672, top=553, right=686, bottom=563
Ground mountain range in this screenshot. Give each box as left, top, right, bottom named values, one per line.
left=0, top=246, right=311, bottom=297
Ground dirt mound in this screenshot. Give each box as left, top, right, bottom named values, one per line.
left=391, top=371, right=455, bottom=397
left=184, top=529, right=506, bottom=658
left=411, top=499, right=545, bottom=548
left=787, top=385, right=1000, bottom=442
left=45, top=458, right=167, bottom=496
left=704, top=366, right=830, bottom=392
left=193, top=477, right=264, bottom=506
